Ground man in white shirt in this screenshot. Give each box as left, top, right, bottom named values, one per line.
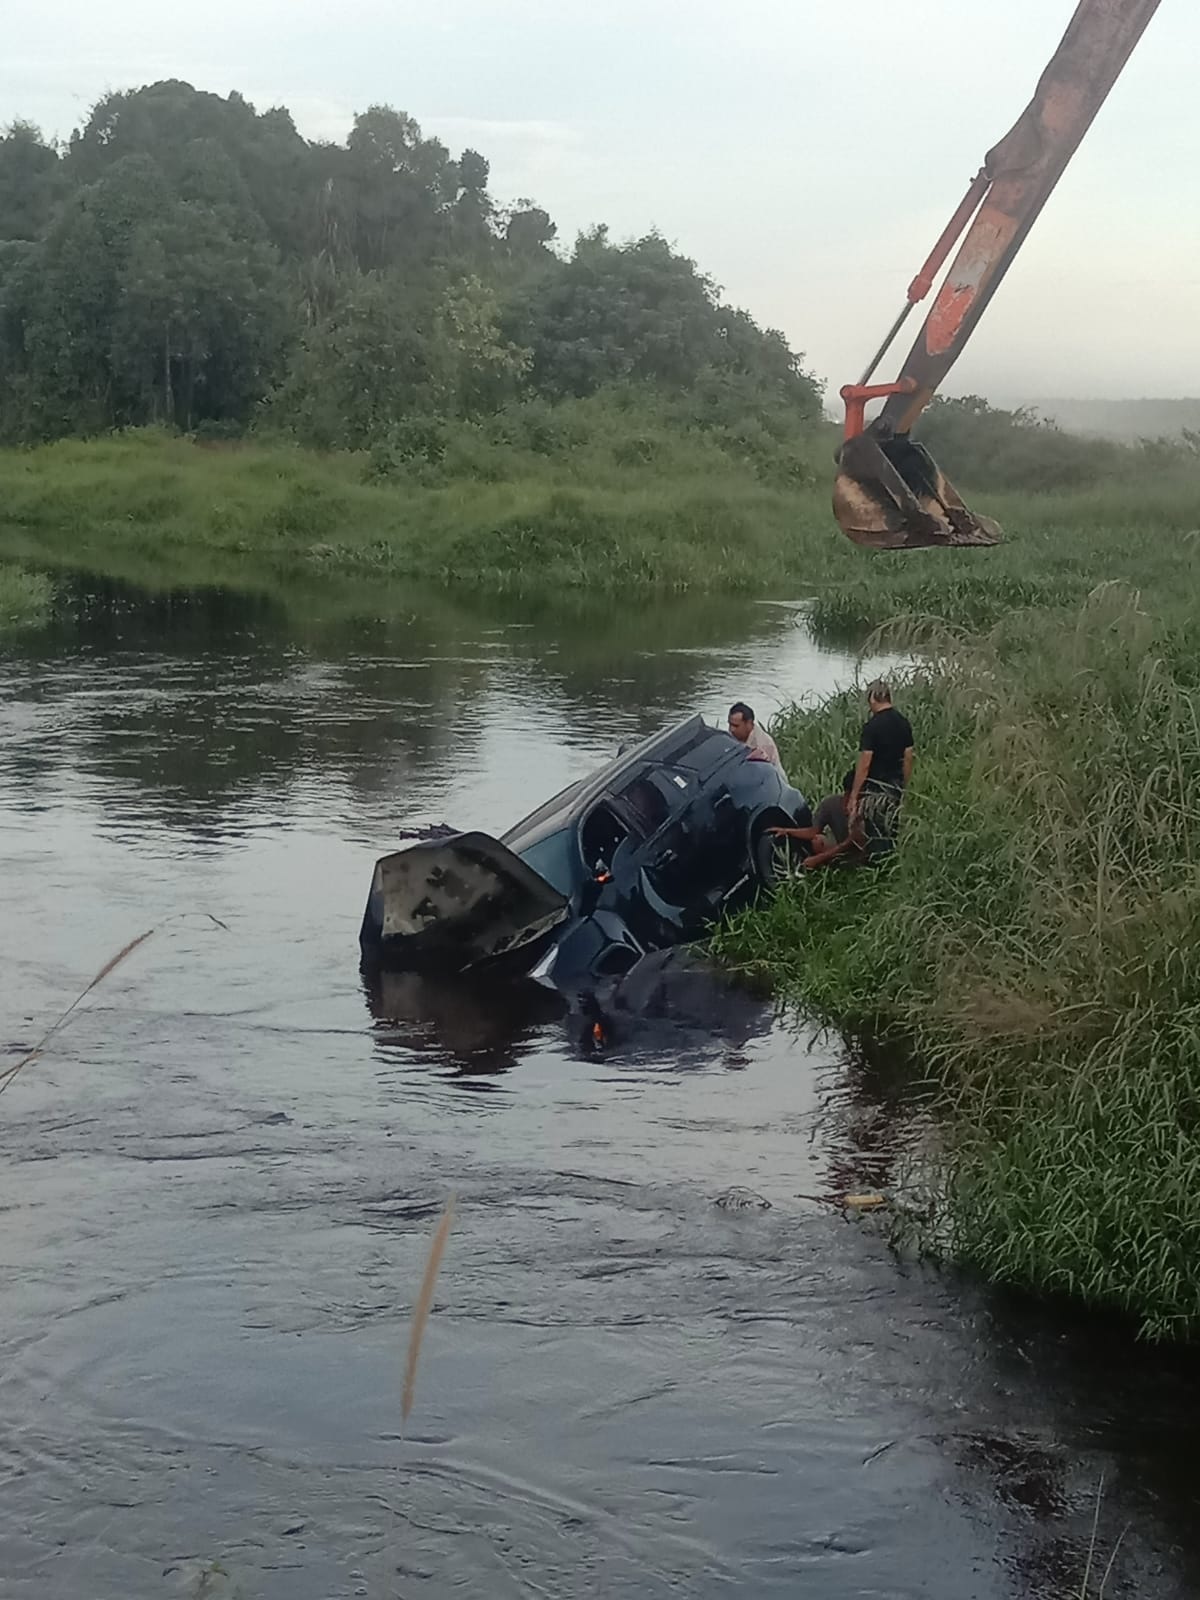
left=727, top=702, right=785, bottom=777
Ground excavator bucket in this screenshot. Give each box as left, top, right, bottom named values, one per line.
left=834, top=422, right=1002, bottom=551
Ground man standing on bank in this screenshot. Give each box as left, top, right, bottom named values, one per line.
left=847, top=679, right=913, bottom=844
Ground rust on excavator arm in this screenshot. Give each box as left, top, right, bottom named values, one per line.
left=834, top=0, right=1162, bottom=551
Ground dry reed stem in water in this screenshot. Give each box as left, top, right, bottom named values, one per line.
left=0, top=917, right=228, bottom=1100
left=1080, top=1474, right=1104, bottom=1598
left=0, top=927, right=157, bottom=1099
left=402, top=1198, right=456, bottom=1428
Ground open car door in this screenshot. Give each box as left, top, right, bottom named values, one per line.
left=362, top=830, right=569, bottom=972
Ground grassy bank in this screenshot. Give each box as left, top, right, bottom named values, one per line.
left=3, top=426, right=1200, bottom=632
left=0, top=423, right=844, bottom=598
left=716, top=585, right=1200, bottom=1337
left=0, top=562, right=53, bottom=632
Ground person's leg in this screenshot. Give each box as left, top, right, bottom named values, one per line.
left=859, top=788, right=900, bottom=858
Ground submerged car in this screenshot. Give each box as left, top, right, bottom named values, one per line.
left=359, top=714, right=810, bottom=988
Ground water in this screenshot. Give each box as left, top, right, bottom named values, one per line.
left=1, top=578, right=1198, bottom=1599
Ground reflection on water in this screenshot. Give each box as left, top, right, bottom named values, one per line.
left=364, top=951, right=776, bottom=1079
left=365, top=967, right=567, bottom=1079
left=1, top=574, right=1198, bottom=1599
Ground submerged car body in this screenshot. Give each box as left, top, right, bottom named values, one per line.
left=359, top=714, right=809, bottom=987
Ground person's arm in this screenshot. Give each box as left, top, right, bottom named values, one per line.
left=847, top=749, right=873, bottom=821
left=804, top=814, right=867, bottom=870
left=902, top=745, right=914, bottom=787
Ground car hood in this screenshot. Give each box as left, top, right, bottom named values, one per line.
left=367, top=830, right=570, bottom=970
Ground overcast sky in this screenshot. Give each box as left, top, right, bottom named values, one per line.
left=5, top=0, right=1197, bottom=402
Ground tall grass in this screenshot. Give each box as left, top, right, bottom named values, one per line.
left=2, top=425, right=1197, bottom=631
left=0, top=560, right=53, bottom=631
left=0, top=419, right=841, bottom=599
left=715, top=586, right=1200, bottom=1337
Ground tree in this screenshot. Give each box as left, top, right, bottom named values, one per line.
left=510, top=228, right=817, bottom=415
left=9, top=154, right=287, bottom=436
left=2, top=79, right=822, bottom=452
left=265, top=269, right=528, bottom=449
left=337, top=106, right=459, bottom=270
left=917, top=396, right=1118, bottom=491
left=503, top=202, right=557, bottom=262
left=68, top=82, right=313, bottom=258
left=0, top=123, right=65, bottom=242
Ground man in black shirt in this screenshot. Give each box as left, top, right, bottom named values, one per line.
left=848, top=680, right=913, bottom=847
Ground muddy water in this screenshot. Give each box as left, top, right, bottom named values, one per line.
left=1, top=578, right=1198, bottom=1600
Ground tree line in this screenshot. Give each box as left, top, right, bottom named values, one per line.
left=0, top=82, right=822, bottom=451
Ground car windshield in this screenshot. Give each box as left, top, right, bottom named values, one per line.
left=516, top=827, right=580, bottom=896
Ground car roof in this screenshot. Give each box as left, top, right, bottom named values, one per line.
left=501, top=715, right=739, bottom=851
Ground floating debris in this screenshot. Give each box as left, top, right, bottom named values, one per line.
left=843, top=1193, right=888, bottom=1212
left=714, top=1186, right=772, bottom=1211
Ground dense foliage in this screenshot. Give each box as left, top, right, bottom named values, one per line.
left=0, top=85, right=821, bottom=447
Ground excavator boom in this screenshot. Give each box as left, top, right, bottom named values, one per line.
left=834, top=0, right=1162, bottom=550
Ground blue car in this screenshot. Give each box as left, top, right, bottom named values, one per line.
left=359, top=714, right=809, bottom=988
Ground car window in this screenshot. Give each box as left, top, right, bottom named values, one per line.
left=616, top=773, right=672, bottom=836
left=501, top=779, right=586, bottom=856
left=516, top=827, right=579, bottom=896
left=580, top=804, right=630, bottom=876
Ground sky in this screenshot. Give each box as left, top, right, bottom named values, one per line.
left=4, top=0, right=1198, bottom=403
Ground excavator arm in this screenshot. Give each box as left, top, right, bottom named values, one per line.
left=834, top=0, right=1162, bottom=550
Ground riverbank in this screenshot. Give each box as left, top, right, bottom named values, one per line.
left=0, top=427, right=844, bottom=600
left=4, top=429, right=1200, bottom=627
left=716, top=576, right=1200, bottom=1338
left=0, top=562, right=53, bottom=631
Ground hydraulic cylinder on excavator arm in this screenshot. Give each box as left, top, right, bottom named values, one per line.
left=834, top=0, right=1162, bottom=550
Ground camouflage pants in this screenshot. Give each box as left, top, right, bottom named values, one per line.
left=858, top=784, right=902, bottom=855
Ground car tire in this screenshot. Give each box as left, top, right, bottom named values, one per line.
left=752, top=826, right=795, bottom=893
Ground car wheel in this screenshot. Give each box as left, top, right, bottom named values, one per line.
left=752, top=827, right=796, bottom=893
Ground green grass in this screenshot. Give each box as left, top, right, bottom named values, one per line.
left=3, top=425, right=1199, bottom=632
left=0, top=561, right=53, bottom=632
left=715, top=583, right=1200, bottom=1337
left=0, top=424, right=845, bottom=599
